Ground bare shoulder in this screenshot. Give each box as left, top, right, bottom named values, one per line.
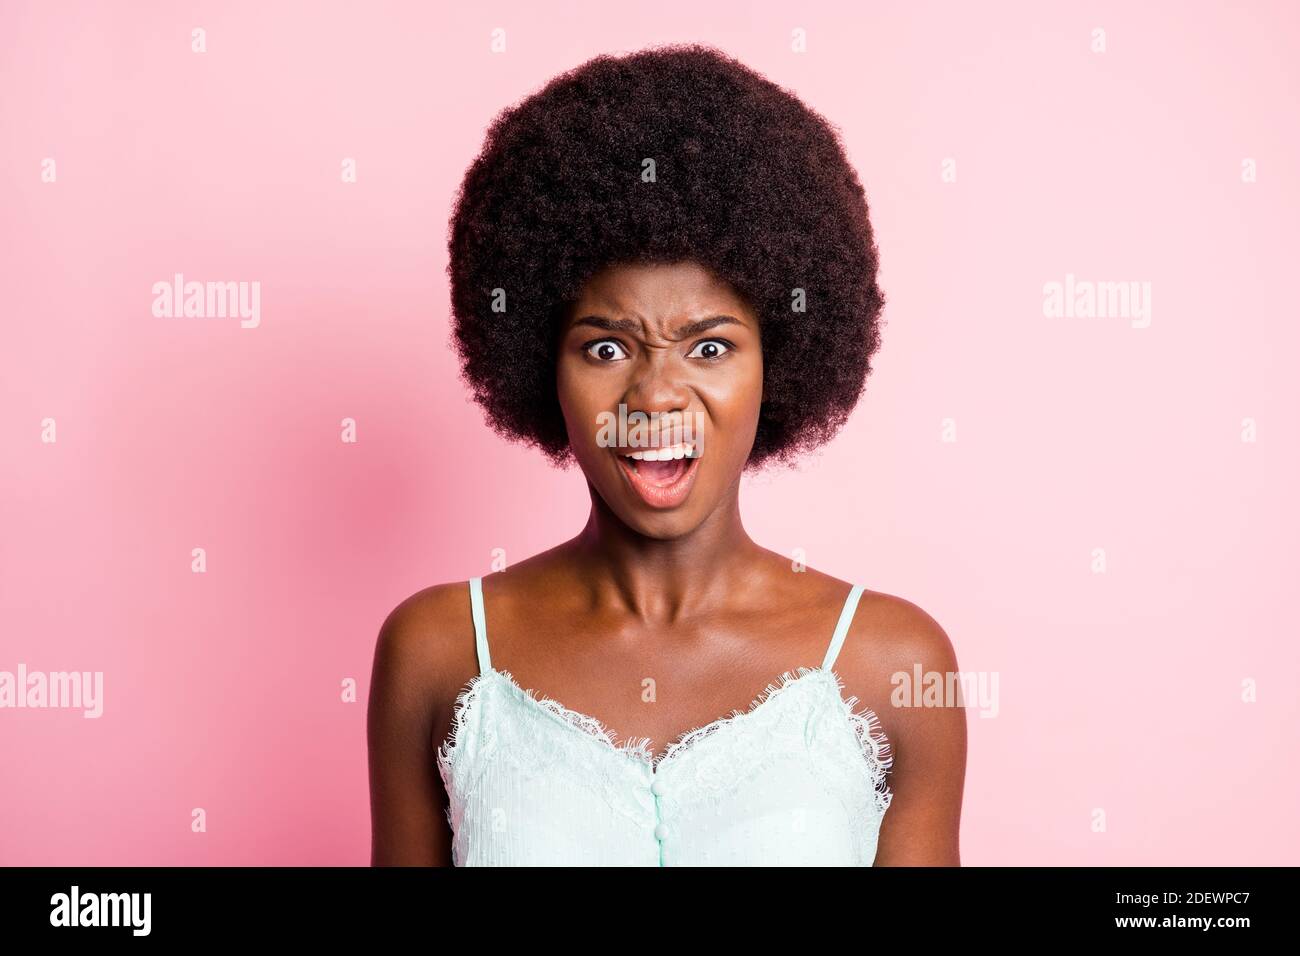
left=847, top=587, right=959, bottom=675
left=367, top=580, right=478, bottom=866
left=831, top=585, right=964, bottom=742
left=833, top=586, right=967, bottom=865
left=773, top=559, right=958, bottom=672
left=374, top=581, right=472, bottom=665
left=370, top=581, right=478, bottom=712
left=368, top=578, right=483, bottom=765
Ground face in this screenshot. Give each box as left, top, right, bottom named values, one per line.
left=556, top=259, right=764, bottom=539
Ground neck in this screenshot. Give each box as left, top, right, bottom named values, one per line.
left=566, top=479, right=762, bottom=623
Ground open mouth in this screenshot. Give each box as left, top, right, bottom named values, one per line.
left=613, top=442, right=702, bottom=509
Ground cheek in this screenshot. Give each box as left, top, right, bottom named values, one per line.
left=689, top=367, right=761, bottom=468
left=701, top=358, right=763, bottom=422
left=555, top=361, right=611, bottom=448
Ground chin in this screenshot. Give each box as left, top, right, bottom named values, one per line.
left=616, top=507, right=705, bottom=540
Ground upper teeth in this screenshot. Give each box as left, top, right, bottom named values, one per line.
left=623, top=444, right=699, bottom=461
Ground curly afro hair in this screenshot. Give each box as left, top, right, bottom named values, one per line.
left=447, top=42, right=885, bottom=469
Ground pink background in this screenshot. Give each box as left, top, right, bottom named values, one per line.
left=2, top=0, right=1297, bottom=865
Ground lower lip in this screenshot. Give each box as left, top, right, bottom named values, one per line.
left=615, top=452, right=702, bottom=509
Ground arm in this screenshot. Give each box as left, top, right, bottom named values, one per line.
left=844, top=594, right=967, bottom=866
left=367, top=589, right=457, bottom=866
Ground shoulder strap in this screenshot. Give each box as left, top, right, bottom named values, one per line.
left=468, top=576, right=491, bottom=674
left=821, top=583, right=865, bottom=671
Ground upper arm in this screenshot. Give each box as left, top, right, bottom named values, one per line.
left=842, top=594, right=967, bottom=866
left=366, top=584, right=466, bottom=866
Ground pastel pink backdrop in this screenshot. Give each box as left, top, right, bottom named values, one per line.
left=2, top=0, right=1297, bottom=865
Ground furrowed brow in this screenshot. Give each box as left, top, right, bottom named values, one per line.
left=570, top=315, right=744, bottom=337
left=571, top=316, right=643, bottom=333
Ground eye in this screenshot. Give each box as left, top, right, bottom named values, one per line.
left=585, top=339, right=629, bottom=361
left=686, top=339, right=732, bottom=360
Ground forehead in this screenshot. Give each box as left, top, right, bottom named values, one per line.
left=568, top=260, right=755, bottom=324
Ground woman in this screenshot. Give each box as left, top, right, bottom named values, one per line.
left=368, top=43, right=965, bottom=866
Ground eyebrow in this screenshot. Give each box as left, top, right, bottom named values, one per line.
left=569, top=315, right=746, bottom=337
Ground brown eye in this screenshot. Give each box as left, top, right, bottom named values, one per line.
left=585, top=339, right=629, bottom=361
left=686, top=339, right=731, bottom=360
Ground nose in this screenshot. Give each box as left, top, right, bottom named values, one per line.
left=620, top=357, right=692, bottom=439
left=623, top=353, right=691, bottom=407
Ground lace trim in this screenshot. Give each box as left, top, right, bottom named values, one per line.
left=435, top=667, right=496, bottom=778
left=462, top=664, right=835, bottom=771
left=494, top=666, right=658, bottom=764
left=657, top=664, right=828, bottom=767
left=828, top=670, right=895, bottom=818
left=438, top=663, right=893, bottom=791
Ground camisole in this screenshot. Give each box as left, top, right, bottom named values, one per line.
left=436, top=575, right=895, bottom=866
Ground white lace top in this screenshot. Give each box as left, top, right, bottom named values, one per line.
left=436, top=576, right=894, bottom=865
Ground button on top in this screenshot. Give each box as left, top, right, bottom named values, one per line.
left=650, top=778, right=665, bottom=796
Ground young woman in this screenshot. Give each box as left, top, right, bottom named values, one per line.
left=368, top=43, right=965, bottom=866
